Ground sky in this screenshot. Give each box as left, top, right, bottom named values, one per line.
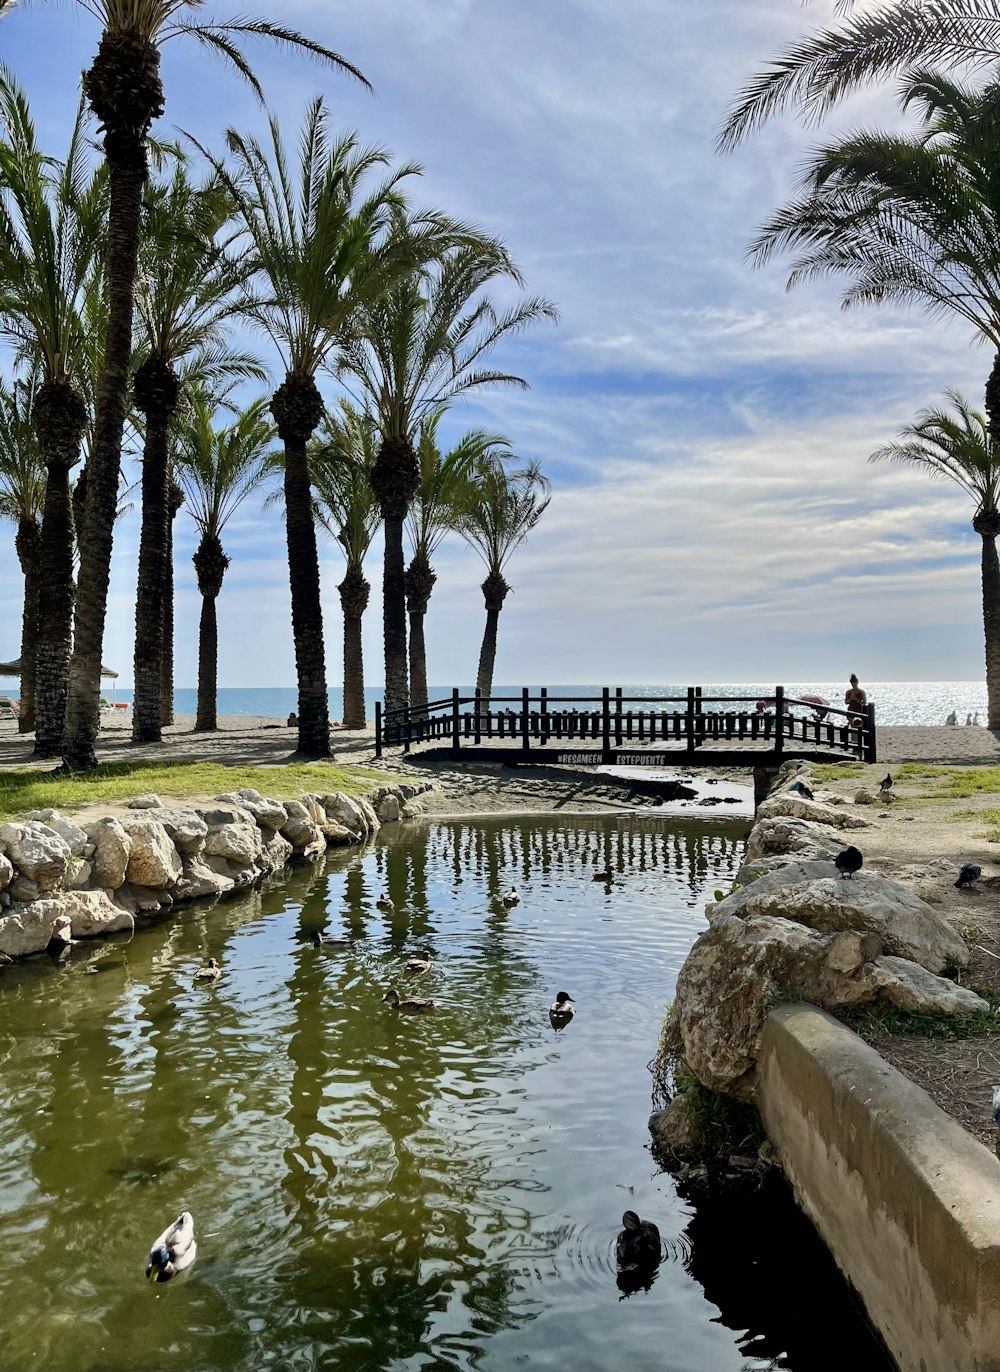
left=0, top=0, right=993, bottom=688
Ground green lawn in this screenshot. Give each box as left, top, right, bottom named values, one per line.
left=0, top=758, right=391, bottom=823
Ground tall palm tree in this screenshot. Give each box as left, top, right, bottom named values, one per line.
left=341, top=247, right=557, bottom=726
left=174, top=395, right=275, bottom=731
left=455, top=460, right=550, bottom=701
left=0, top=373, right=45, bottom=733
left=131, top=165, right=262, bottom=743
left=405, top=414, right=511, bottom=710
left=871, top=391, right=1000, bottom=727
left=26, top=2, right=369, bottom=771
left=160, top=471, right=184, bottom=726
left=720, top=0, right=1000, bottom=151
left=0, top=71, right=107, bottom=756
left=212, top=101, right=458, bottom=757
left=309, top=401, right=381, bottom=730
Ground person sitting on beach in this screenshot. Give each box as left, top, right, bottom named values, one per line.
left=945, top=710, right=958, bottom=726
left=286, top=712, right=298, bottom=727
left=844, top=674, right=867, bottom=715
left=974, top=711, right=981, bottom=726
left=966, top=713, right=973, bottom=726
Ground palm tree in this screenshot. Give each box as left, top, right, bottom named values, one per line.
left=0, top=71, right=107, bottom=756
left=211, top=101, right=457, bottom=757
left=174, top=395, right=275, bottom=731
left=309, top=401, right=381, bottom=730
left=720, top=0, right=1000, bottom=151
left=27, top=2, right=368, bottom=771
left=340, top=247, right=557, bottom=726
left=0, top=373, right=45, bottom=732
left=131, top=165, right=262, bottom=743
left=405, top=414, right=511, bottom=710
left=455, top=460, right=550, bottom=701
left=160, top=471, right=184, bottom=726
left=871, top=391, right=1000, bottom=727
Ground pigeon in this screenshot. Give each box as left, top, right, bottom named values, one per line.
left=790, top=780, right=815, bottom=801
left=879, top=773, right=893, bottom=793
left=955, top=864, right=982, bottom=890
left=834, top=846, right=863, bottom=879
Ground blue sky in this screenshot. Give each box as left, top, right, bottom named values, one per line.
left=0, top=0, right=992, bottom=687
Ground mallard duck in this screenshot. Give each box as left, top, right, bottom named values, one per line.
left=376, top=893, right=394, bottom=911
left=404, top=951, right=433, bottom=975
left=592, top=867, right=613, bottom=883
left=193, top=958, right=221, bottom=983
left=502, top=887, right=520, bottom=907
left=383, top=987, right=437, bottom=1012
left=549, top=991, right=575, bottom=1028
left=312, top=931, right=352, bottom=948
left=616, top=1211, right=661, bottom=1271
left=146, top=1211, right=197, bottom=1282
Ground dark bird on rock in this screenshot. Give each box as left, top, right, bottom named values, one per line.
left=616, top=1211, right=661, bottom=1271
left=955, top=864, right=983, bottom=890
left=835, top=846, right=863, bottom=879
left=790, top=780, right=814, bottom=801
left=879, top=773, right=893, bottom=793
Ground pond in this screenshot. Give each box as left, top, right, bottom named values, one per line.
left=0, top=815, right=891, bottom=1372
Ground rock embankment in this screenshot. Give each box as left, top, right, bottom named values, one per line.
left=657, top=761, right=988, bottom=1112
left=0, top=781, right=436, bottom=962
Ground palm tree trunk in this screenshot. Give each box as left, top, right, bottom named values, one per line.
left=160, top=481, right=183, bottom=727
left=371, top=436, right=420, bottom=735
left=132, top=359, right=180, bottom=743
left=32, top=378, right=86, bottom=757
left=270, top=372, right=330, bottom=758
left=475, top=570, right=510, bottom=701
left=64, top=33, right=163, bottom=771
left=405, top=553, right=436, bottom=713
left=981, top=529, right=1000, bottom=729
left=14, top=518, right=41, bottom=734
left=196, top=591, right=220, bottom=732
left=338, top=567, right=369, bottom=729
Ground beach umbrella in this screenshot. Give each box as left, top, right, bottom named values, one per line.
left=799, top=694, right=830, bottom=720
left=0, top=658, right=118, bottom=678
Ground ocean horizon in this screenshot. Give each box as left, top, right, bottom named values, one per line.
left=3, top=680, right=985, bottom=729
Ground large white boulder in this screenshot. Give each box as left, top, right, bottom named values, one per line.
left=872, top=956, right=989, bottom=1016
left=259, top=831, right=294, bottom=875
left=83, top=816, right=132, bottom=890
left=216, top=790, right=287, bottom=832
left=174, top=857, right=235, bottom=902
left=60, top=888, right=134, bottom=939
left=377, top=794, right=401, bottom=822
left=0, top=821, right=70, bottom=893
left=153, top=808, right=208, bottom=856
left=119, top=816, right=182, bottom=889
left=0, top=852, right=12, bottom=891
left=204, top=819, right=263, bottom=868
left=25, top=810, right=89, bottom=857
left=712, top=868, right=968, bottom=974
left=0, top=898, right=72, bottom=957
left=279, top=801, right=325, bottom=857
left=756, top=792, right=869, bottom=830
left=744, top=816, right=852, bottom=866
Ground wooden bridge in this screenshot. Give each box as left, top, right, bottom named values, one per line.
left=374, top=687, right=876, bottom=767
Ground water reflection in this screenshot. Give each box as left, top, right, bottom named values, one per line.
left=0, top=813, right=884, bottom=1372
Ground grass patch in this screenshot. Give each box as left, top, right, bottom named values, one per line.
left=835, top=986, right=1000, bottom=1044
left=650, top=1007, right=764, bottom=1158
left=896, top=763, right=1000, bottom=800
left=812, top=763, right=865, bottom=781
left=0, top=758, right=391, bottom=822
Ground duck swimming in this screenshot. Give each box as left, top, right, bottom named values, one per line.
left=312, top=931, right=352, bottom=948
left=616, top=1211, right=661, bottom=1271
left=592, top=867, right=613, bottom=883
left=549, top=991, right=575, bottom=1029
left=146, top=1211, right=197, bottom=1282
left=376, top=893, right=394, bottom=911
left=383, top=988, right=437, bottom=1012
left=193, top=958, right=221, bottom=983
left=404, top=951, right=433, bottom=975
left=502, top=887, right=520, bottom=907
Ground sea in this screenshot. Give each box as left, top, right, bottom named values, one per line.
left=26, top=680, right=988, bottom=728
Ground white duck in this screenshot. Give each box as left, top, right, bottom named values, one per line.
left=145, top=1211, right=197, bottom=1283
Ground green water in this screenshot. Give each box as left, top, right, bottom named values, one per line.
left=0, top=816, right=884, bottom=1372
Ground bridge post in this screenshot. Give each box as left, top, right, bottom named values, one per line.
left=474, top=691, right=482, bottom=745
left=451, top=689, right=461, bottom=758
left=865, top=702, right=877, bottom=764
left=774, top=685, right=785, bottom=757
left=686, top=687, right=696, bottom=753
left=375, top=700, right=382, bottom=758
left=521, top=687, right=531, bottom=754
left=540, top=687, right=549, bottom=742
left=602, top=687, right=612, bottom=763
left=403, top=703, right=411, bottom=754
left=614, top=687, right=623, bottom=747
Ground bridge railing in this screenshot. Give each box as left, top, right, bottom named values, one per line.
left=374, top=687, right=876, bottom=764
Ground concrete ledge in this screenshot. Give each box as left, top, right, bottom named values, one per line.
left=758, top=1003, right=1000, bottom=1372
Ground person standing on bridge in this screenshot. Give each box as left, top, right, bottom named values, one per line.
left=844, top=674, right=867, bottom=715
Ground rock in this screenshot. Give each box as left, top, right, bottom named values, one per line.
left=83, top=817, right=132, bottom=890
left=119, top=816, right=182, bottom=889
left=301, top=794, right=327, bottom=826
left=203, top=854, right=258, bottom=890
left=127, top=793, right=163, bottom=809
left=0, top=852, right=12, bottom=891
left=319, top=820, right=355, bottom=845
left=322, top=793, right=370, bottom=837
left=0, top=890, right=10, bottom=908
left=82, top=843, right=96, bottom=859
left=0, top=898, right=70, bottom=957
left=356, top=796, right=379, bottom=834
left=377, top=794, right=401, bottom=822
left=174, top=857, right=235, bottom=902
left=649, top=1097, right=702, bottom=1161
left=400, top=802, right=424, bottom=820
left=258, top=831, right=294, bottom=875
left=153, top=809, right=208, bottom=856
left=120, top=883, right=172, bottom=912
left=279, top=802, right=325, bottom=856
left=744, top=817, right=853, bottom=866
left=25, top=810, right=89, bottom=856
left=854, top=788, right=877, bottom=806
left=230, top=789, right=287, bottom=831
left=204, top=820, right=263, bottom=868
left=871, top=956, right=990, bottom=1016
left=673, top=913, right=885, bottom=1096
left=0, top=821, right=70, bottom=893
left=196, top=803, right=256, bottom=828
left=712, top=869, right=968, bottom=974
left=60, top=888, right=135, bottom=939
left=8, top=875, right=40, bottom=902
left=756, top=793, right=868, bottom=830
left=67, top=858, right=93, bottom=890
